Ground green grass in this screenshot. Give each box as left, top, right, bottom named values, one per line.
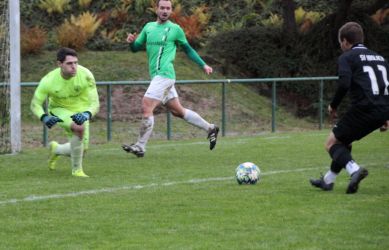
left=1, top=130, right=388, bottom=249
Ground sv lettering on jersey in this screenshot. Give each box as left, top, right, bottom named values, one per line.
left=360, top=54, right=385, bottom=62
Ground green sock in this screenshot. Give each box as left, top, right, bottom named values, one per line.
left=70, top=135, right=83, bottom=171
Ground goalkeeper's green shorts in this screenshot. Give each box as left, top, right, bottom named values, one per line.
left=49, top=107, right=90, bottom=150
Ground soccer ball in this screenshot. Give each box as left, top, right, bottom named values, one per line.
left=235, top=162, right=260, bottom=184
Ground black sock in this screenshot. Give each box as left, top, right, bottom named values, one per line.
left=330, top=145, right=352, bottom=173
left=330, top=161, right=343, bottom=173
left=329, top=144, right=353, bottom=168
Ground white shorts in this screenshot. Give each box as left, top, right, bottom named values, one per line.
left=144, top=75, right=178, bottom=104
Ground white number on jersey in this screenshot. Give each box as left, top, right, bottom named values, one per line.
left=363, top=64, right=389, bottom=95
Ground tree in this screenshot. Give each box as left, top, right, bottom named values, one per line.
left=331, top=0, right=354, bottom=49
left=281, top=0, right=297, bottom=39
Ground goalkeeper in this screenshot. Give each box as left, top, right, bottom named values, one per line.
left=30, top=47, right=99, bottom=177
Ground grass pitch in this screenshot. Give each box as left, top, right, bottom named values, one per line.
left=0, top=130, right=388, bottom=249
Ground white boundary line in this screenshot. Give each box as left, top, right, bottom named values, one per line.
left=0, top=167, right=318, bottom=206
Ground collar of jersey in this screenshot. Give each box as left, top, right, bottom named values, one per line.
left=156, top=20, right=171, bottom=26
left=352, top=43, right=367, bottom=50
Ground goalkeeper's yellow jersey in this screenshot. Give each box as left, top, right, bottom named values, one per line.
left=30, top=65, right=99, bottom=119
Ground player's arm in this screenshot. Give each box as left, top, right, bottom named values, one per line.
left=30, top=82, right=48, bottom=119
left=177, top=27, right=213, bottom=75
left=127, top=26, right=147, bottom=52
left=86, top=74, right=100, bottom=117
left=181, top=43, right=213, bottom=75
left=181, top=43, right=205, bottom=66
left=330, top=56, right=351, bottom=110
left=30, top=80, right=63, bottom=128
left=71, top=72, right=100, bottom=125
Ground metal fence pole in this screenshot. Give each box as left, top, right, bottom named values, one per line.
left=319, top=80, right=324, bottom=130
left=43, top=99, right=48, bottom=146
left=107, top=84, right=112, bottom=141
left=271, top=81, right=276, bottom=133
left=221, top=80, right=228, bottom=136
left=167, top=112, right=172, bottom=140
left=43, top=124, right=48, bottom=146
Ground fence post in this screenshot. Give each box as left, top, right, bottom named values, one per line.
left=107, top=84, right=112, bottom=141
left=221, top=80, right=228, bottom=136
left=319, top=80, right=324, bottom=130
left=43, top=99, right=48, bottom=146
left=271, top=81, right=276, bottom=132
left=43, top=124, right=48, bottom=147
left=167, top=112, right=171, bottom=140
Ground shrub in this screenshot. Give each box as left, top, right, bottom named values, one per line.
left=21, top=25, right=47, bottom=55
left=70, top=11, right=102, bottom=39
left=294, top=7, right=325, bottom=33
left=56, top=21, right=88, bottom=50
left=171, top=4, right=210, bottom=45
left=56, top=12, right=101, bottom=50
left=134, top=0, right=153, bottom=16
left=261, top=13, right=283, bottom=27
left=208, top=26, right=287, bottom=77
left=78, top=0, right=93, bottom=8
left=39, top=0, right=70, bottom=14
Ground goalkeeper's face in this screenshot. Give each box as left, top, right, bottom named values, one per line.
left=58, top=55, right=78, bottom=79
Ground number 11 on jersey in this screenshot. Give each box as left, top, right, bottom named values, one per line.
left=363, top=64, right=389, bottom=95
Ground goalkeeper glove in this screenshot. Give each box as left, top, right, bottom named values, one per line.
left=71, top=111, right=91, bottom=125
left=41, top=114, right=63, bottom=129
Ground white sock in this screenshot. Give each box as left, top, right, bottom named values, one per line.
left=324, top=170, right=337, bottom=184
left=137, top=116, right=154, bottom=150
left=183, top=109, right=212, bottom=131
left=345, top=160, right=360, bottom=176
left=55, top=142, right=71, bottom=156
left=70, top=135, right=84, bottom=171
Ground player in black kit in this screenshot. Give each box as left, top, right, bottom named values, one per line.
left=310, top=22, right=389, bottom=194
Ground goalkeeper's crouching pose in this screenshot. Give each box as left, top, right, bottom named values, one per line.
left=30, top=47, right=100, bottom=177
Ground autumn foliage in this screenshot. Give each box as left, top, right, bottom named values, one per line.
left=21, top=25, right=47, bottom=55
left=170, top=4, right=210, bottom=44
left=56, top=12, right=101, bottom=50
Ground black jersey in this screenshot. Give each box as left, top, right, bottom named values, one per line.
left=330, top=44, right=389, bottom=109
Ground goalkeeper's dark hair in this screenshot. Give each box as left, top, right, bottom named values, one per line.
left=57, top=47, right=78, bottom=63
left=338, top=22, right=364, bottom=45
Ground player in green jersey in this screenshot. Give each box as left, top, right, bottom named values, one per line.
left=122, top=0, right=219, bottom=157
left=30, top=48, right=100, bottom=177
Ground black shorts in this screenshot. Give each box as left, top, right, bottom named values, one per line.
left=333, top=105, right=389, bottom=145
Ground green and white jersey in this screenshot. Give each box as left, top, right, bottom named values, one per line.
left=132, top=20, right=205, bottom=79
left=30, top=65, right=99, bottom=119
